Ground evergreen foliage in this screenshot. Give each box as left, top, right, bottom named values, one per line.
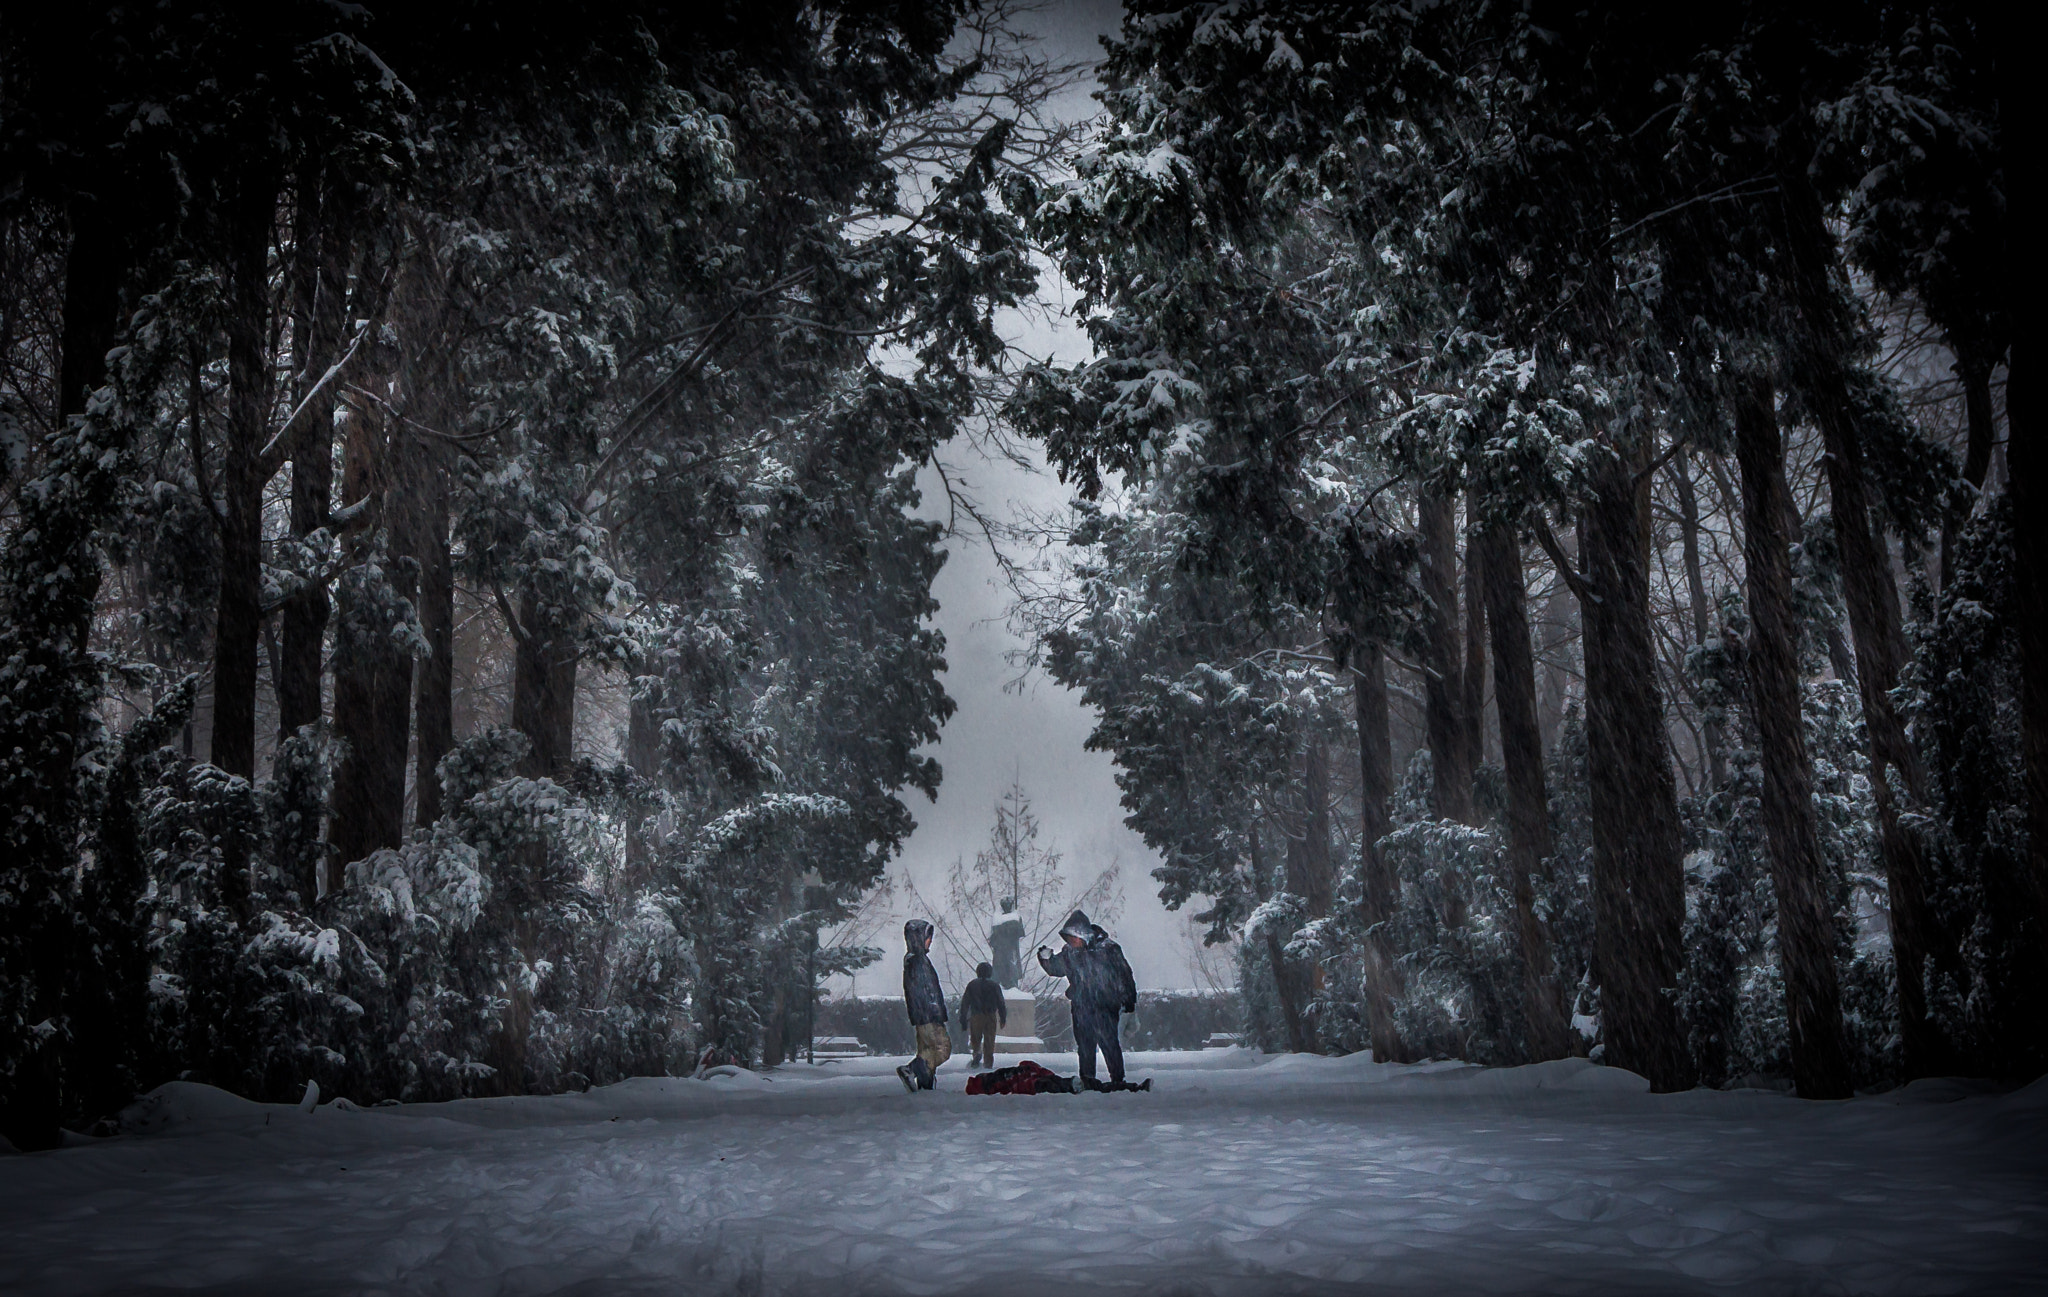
left=0, top=1, right=2030, bottom=1147
left=1007, top=0, right=2026, bottom=1095
left=0, top=1, right=1064, bottom=1145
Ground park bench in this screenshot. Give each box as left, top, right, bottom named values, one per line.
left=807, top=1036, right=868, bottom=1061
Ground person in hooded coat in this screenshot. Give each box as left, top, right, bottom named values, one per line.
left=1037, top=909, right=1138, bottom=1087
left=898, top=919, right=951, bottom=1092
left=960, top=961, right=1007, bottom=1068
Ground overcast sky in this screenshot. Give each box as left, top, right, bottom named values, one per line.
left=826, top=1, right=1230, bottom=997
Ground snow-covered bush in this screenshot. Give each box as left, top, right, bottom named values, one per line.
left=1375, top=773, right=1525, bottom=1065
left=141, top=756, right=382, bottom=1102
left=1676, top=593, right=1894, bottom=1090
left=1904, top=500, right=2034, bottom=1078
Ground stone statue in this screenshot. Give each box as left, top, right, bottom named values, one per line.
left=989, top=896, right=1026, bottom=989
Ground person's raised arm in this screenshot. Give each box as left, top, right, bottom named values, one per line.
left=1037, top=944, right=1066, bottom=979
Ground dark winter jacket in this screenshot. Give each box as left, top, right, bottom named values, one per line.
left=903, top=920, right=947, bottom=1025
left=1037, top=909, right=1137, bottom=1013
left=960, top=976, right=1007, bottom=1025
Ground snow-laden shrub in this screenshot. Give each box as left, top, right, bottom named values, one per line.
left=264, top=727, right=337, bottom=911
left=1678, top=835, right=1769, bottom=1087
left=1903, top=499, right=2036, bottom=1079
left=1676, top=591, right=1894, bottom=1091
left=375, top=728, right=616, bottom=1098
left=325, top=833, right=495, bottom=1102
left=1288, top=904, right=1367, bottom=1057
left=1279, top=739, right=1597, bottom=1067
left=137, top=721, right=709, bottom=1105
left=1378, top=811, right=1524, bottom=1065
left=1233, top=932, right=1290, bottom=1054
left=141, top=757, right=381, bottom=1102
left=1841, top=948, right=1900, bottom=1090
left=660, top=792, right=851, bottom=1068
left=1243, top=885, right=1312, bottom=1052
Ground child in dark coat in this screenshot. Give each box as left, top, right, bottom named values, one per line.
left=960, top=961, right=1007, bottom=1068
left=898, top=919, right=951, bottom=1092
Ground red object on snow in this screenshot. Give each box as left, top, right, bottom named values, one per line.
left=964, top=1059, right=1077, bottom=1095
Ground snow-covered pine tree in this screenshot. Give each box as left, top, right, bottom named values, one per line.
left=1013, top=1, right=1694, bottom=1081
left=0, top=1, right=1076, bottom=1133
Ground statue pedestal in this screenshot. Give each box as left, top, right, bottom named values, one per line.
left=991, top=988, right=1044, bottom=1055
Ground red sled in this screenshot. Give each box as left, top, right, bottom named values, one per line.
left=964, top=1059, right=1079, bottom=1095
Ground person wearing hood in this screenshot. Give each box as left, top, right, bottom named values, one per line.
left=1037, top=909, right=1138, bottom=1088
left=898, top=919, right=952, bottom=1092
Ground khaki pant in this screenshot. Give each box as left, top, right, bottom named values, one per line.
left=968, top=1012, right=1000, bottom=1067
left=915, top=1021, right=952, bottom=1074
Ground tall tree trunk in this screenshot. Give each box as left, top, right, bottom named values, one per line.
left=1776, top=161, right=1951, bottom=1079
left=1578, top=445, right=1695, bottom=1093
left=1535, top=542, right=1578, bottom=749
left=1476, top=522, right=1571, bottom=1062
left=1732, top=373, right=1853, bottom=1099
left=496, top=590, right=575, bottom=1090
left=328, top=410, right=415, bottom=880
left=277, top=174, right=351, bottom=744
left=56, top=196, right=141, bottom=1127
left=1250, top=825, right=1312, bottom=1054
left=411, top=461, right=454, bottom=829
left=1353, top=645, right=1409, bottom=1063
left=512, top=603, right=578, bottom=781
left=1939, top=348, right=1999, bottom=593
left=487, top=911, right=541, bottom=1094
left=2005, top=334, right=2048, bottom=1081
left=622, top=666, right=660, bottom=892
left=1670, top=453, right=1729, bottom=789
left=208, top=176, right=278, bottom=781
left=1303, top=739, right=1334, bottom=917
left=1, top=195, right=138, bottom=1152
left=764, top=974, right=789, bottom=1067
left=56, top=199, right=126, bottom=420
left=1462, top=494, right=1489, bottom=776
left=1418, top=490, right=1473, bottom=823
left=1282, top=739, right=1336, bottom=1000
left=1973, top=0, right=2048, bottom=1086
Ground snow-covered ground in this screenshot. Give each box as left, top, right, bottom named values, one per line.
left=3, top=1050, right=2042, bottom=1296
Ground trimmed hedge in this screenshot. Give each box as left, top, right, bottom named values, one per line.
left=1123, top=989, right=1244, bottom=1050
left=809, top=988, right=1241, bottom=1057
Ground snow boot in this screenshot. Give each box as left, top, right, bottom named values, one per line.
left=896, top=1063, right=918, bottom=1093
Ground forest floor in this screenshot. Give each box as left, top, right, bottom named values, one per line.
left=1, top=1048, right=2042, bottom=1296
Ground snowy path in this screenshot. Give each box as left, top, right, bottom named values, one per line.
left=2, top=1051, right=2042, bottom=1296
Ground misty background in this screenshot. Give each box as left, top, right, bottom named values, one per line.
left=828, top=0, right=1213, bottom=997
